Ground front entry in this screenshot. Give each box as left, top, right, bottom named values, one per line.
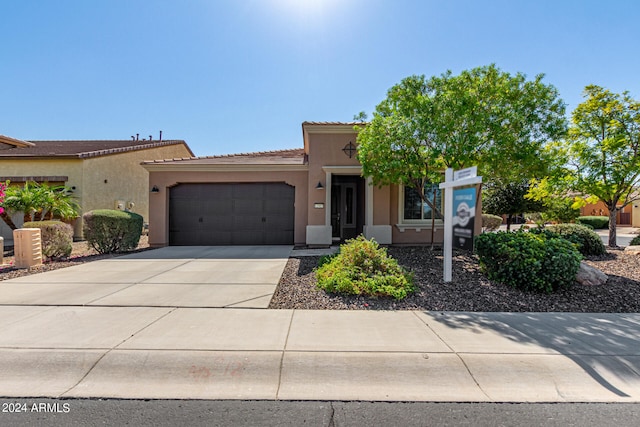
left=330, top=175, right=365, bottom=242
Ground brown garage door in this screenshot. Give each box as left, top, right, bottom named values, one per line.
left=169, top=183, right=295, bottom=245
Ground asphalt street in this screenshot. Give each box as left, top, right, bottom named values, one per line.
left=1, top=399, right=640, bottom=427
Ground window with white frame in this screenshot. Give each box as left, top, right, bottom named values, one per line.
left=402, top=183, right=443, bottom=223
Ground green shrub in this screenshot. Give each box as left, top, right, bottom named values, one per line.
left=475, top=230, right=582, bottom=293
left=481, top=214, right=503, bottom=232
left=82, top=209, right=143, bottom=254
left=630, top=235, right=640, bottom=246
left=317, top=250, right=340, bottom=268
left=545, top=223, right=606, bottom=256
left=315, top=235, right=414, bottom=299
left=577, top=216, right=609, bottom=229
left=23, top=220, right=73, bottom=260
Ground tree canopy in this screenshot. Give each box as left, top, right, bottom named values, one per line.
left=483, top=181, right=544, bottom=230
left=562, top=85, right=640, bottom=247
left=356, top=64, right=568, bottom=211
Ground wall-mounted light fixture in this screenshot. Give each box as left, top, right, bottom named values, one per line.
left=315, top=181, right=324, bottom=190
left=151, top=185, right=160, bottom=193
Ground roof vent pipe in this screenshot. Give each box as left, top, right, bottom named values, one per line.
left=136, top=133, right=139, bottom=141
left=149, top=135, right=152, bottom=141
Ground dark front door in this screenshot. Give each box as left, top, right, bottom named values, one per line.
left=169, top=182, right=294, bottom=245
left=330, top=175, right=364, bottom=242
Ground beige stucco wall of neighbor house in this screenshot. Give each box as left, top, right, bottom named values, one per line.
left=0, top=144, right=192, bottom=239
left=0, top=158, right=84, bottom=188
left=145, top=169, right=309, bottom=247
left=79, top=144, right=192, bottom=237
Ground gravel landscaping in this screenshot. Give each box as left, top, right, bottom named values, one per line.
left=0, top=236, right=151, bottom=281
left=269, top=246, right=640, bottom=312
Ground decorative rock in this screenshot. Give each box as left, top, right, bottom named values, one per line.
left=576, top=262, right=608, bottom=286
left=624, top=245, right=640, bottom=254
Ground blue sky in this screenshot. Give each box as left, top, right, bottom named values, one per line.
left=2, top=0, right=639, bottom=156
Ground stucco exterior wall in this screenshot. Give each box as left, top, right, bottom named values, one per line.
left=0, top=158, right=84, bottom=187
left=371, top=184, right=390, bottom=225
left=306, top=130, right=361, bottom=227
left=80, top=144, right=192, bottom=228
left=146, top=169, right=309, bottom=247
left=0, top=143, right=192, bottom=239
left=581, top=200, right=632, bottom=226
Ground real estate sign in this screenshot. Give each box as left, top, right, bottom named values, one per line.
left=439, top=167, right=482, bottom=282
left=452, top=187, right=476, bottom=251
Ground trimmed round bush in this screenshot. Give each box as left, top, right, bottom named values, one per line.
left=475, top=230, right=582, bottom=293
left=83, top=209, right=143, bottom=254
left=482, top=214, right=503, bottom=232
left=23, top=220, right=73, bottom=260
left=545, top=223, right=606, bottom=256
left=629, top=235, right=640, bottom=246
left=315, top=235, right=414, bottom=299
left=577, top=216, right=609, bottom=229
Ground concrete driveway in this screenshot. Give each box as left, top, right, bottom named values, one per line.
left=0, top=246, right=292, bottom=308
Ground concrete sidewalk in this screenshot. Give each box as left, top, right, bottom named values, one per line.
left=0, top=308, right=639, bottom=402
left=1, top=246, right=639, bottom=402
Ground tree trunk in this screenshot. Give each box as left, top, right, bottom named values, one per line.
left=608, top=207, right=618, bottom=248
left=0, top=211, right=17, bottom=230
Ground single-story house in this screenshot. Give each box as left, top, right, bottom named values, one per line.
left=0, top=134, right=193, bottom=240
left=143, top=122, right=482, bottom=247
left=580, top=200, right=638, bottom=227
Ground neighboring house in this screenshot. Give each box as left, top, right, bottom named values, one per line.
left=580, top=201, right=637, bottom=227
left=142, top=122, right=482, bottom=247
left=0, top=134, right=194, bottom=241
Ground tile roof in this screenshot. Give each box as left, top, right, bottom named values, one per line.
left=141, top=148, right=306, bottom=165
left=302, top=121, right=362, bottom=126
left=0, top=135, right=35, bottom=147
left=0, top=139, right=193, bottom=159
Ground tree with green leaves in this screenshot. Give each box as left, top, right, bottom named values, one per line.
left=563, top=85, right=640, bottom=247
left=483, top=181, right=544, bottom=230
left=356, top=64, right=567, bottom=217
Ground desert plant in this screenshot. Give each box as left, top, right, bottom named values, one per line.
left=546, top=223, right=606, bottom=256
left=23, top=220, right=73, bottom=260
left=475, top=230, right=582, bottom=293
left=83, top=209, right=143, bottom=254
left=481, top=214, right=503, bottom=232
left=315, top=235, right=414, bottom=299
left=2, top=181, right=79, bottom=225
left=576, top=216, right=609, bottom=229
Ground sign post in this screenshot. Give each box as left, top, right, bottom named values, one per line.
left=439, top=167, right=482, bottom=282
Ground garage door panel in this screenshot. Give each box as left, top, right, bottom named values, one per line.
left=233, top=215, right=264, bottom=230
left=265, top=231, right=292, bottom=245
left=233, top=199, right=262, bottom=215
left=233, top=231, right=264, bottom=245
left=201, top=230, right=232, bottom=245
left=202, top=200, right=232, bottom=215
left=264, top=199, right=293, bottom=215
left=202, top=183, right=233, bottom=198
left=169, top=183, right=294, bottom=245
left=265, top=185, right=293, bottom=199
